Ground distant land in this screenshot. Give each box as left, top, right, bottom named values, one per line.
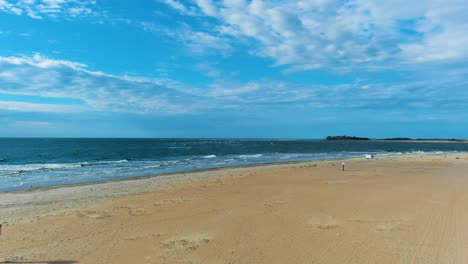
left=326, top=136, right=370, bottom=140
left=326, top=136, right=466, bottom=142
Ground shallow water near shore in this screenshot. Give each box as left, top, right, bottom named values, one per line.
left=1, top=138, right=467, bottom=192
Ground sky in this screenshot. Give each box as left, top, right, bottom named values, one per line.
left=0, top=0, right=467, bottom=138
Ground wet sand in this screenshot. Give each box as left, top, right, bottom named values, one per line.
left=1, top=153, right=468, bottom=263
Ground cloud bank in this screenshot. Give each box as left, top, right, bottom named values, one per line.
left=0, top=54, right=204, bottom=114
left=1, top=54, right=466, bottom=115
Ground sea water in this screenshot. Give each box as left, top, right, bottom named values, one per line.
left=1, top=138, right=467, bottom=192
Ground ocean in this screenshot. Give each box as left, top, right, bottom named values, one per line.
left=1, top=138, right=467, bottom=192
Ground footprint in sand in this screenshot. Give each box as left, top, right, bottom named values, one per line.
left=300, top=164, right=317, bottom=168
left=5, top=255, right=27, bottom=262
left=162, top=233, right=213, bottom=251
left=349, top=218, right=375, bottom=224
left=78, top=211, right=111, bottom=219
left=264, top=196, right=286, bottom=207
left=350, top=217, right=408, bottom=233
left=154, top=197, right=191, bottom=207
left=124, top=233, right=161, bottom=241
left=199, top=184, right=216, bottom=188
left=264, top=200, right=286, bottom=207
left=124, top=234, right=147, bottom=241
left=324, top=179, right=350, bottom=184
left=128, top=208, right=146, bottom=216
left=375, top=221, right=408, bottom=233
left=307, top=217, right=341, bottom=230
left=112, top=206, right=131, bottom=210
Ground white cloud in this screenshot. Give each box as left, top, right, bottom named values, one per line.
left=183, top=31, right=232, bottom=56
left=0, top=53, right=85, bottom=69
left=142, top=21, right=233, bottom=56
left=0, top=101, right=82, bottom=113
left=1, top=53, right=467, bottom=115
left=0, top=0, right=96, bottom=19
left=0, top=0, right=15, bottom=13
left=159, top=0, right=468, bottom=71
left=401, top=29, right=468, bottom=62
left=399, top=0, right=468, bottom=63
left=194, top=0, right=217, bottom=16
left=161, top=0, right=187, bottom=13
left=209, top=83, right=261, bottom=98
left=0, top=54, right=205, bottom=114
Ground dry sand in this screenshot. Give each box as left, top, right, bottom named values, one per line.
left=1, top=153, right=468, bottom=263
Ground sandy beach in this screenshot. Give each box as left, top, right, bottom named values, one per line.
left=1, top=153, right=468, bottom=263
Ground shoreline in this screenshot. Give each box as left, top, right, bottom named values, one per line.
left=0, top=156, right=346, bottom=224
left=1, top=150, right=456, bottom=194
left=1, top=156, right=370, bottom=222
left=0, top=152, right=463, bottom=224
left=373, top=139, right=468, bottom=143
left=0, top=154, right=394, bottom=225
left=2, top=156, right=359, bottom=194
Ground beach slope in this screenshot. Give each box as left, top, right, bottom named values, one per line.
left=1, top=153, right=468, bottom=263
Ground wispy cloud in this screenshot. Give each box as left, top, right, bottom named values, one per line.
left=141, top=21, right=233, bottom=56
left=1, top=53, right=467, bottom=115
left=204, top=79, right=468, bottom=110
left=194, top=0, right=217, bottom=16
left=0, top=0, right=97, bottom=19
left=0, top=54, right=204, bottom=114
left=15, top=120, right=52, bottom=126
left=160, top=0, right=468, bottom=71
left=160, top=0, right=187, bottom=14
left=0, top=100, right=82, bottom=112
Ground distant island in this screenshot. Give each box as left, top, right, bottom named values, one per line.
left=326, top=136, right=370, bottom=140
left=326, top=136, right=465, bottom=142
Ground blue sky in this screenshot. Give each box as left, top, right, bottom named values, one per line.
left=0, top=0, right=467, bottom=138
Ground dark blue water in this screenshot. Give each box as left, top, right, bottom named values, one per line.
left=0, top=138, right=467, bottom=192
